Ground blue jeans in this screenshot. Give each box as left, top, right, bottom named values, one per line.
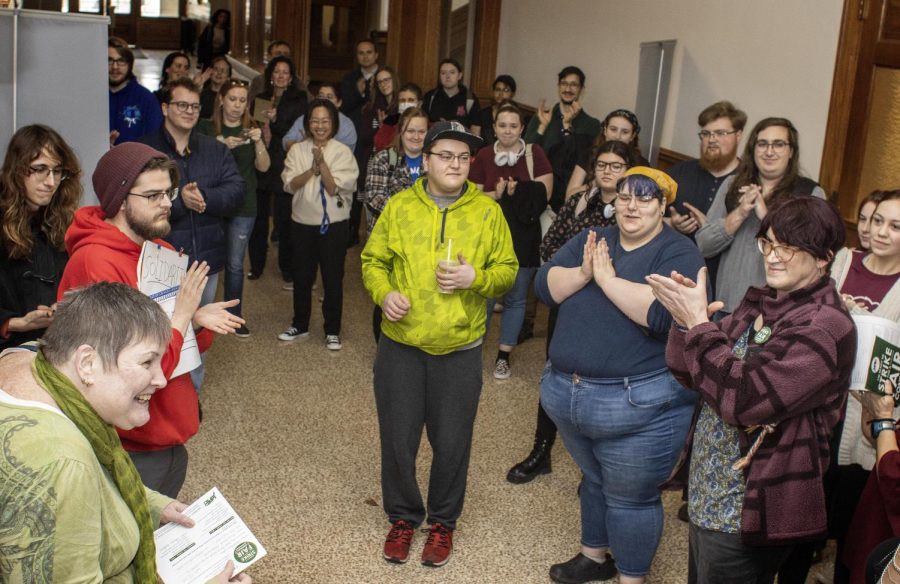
left=540, top=364, right=696, bottom=577
left=189, top=272, right=219, bottom=394
left=224, top=215, right=255, bottom=318
left=486, top=267, right=537, bottom=347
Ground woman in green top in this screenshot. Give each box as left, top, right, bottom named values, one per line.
left=0, top=281, right=251, bottom=583
left=202, top=79, right=270, bottom=338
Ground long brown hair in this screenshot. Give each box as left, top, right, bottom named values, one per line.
left=390, top=107, right=429, bottom=155
left=212, top=80, right=253, bottom=135
left=724, top=117, right=801, bottom=212
left=367, top=66, right=399, bottom=114
left=0, top=125, right=82, bottom=259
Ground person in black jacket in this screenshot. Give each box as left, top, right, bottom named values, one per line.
left=197, top=9, right=231, bottom=71
left=247, top=56, right=308, bottom=285
left=0, top=125, right=81, bottom=349
left=422, top=58, right=480, bottom=127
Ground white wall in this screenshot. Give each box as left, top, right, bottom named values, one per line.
left=496, top=0, right=844, bottom=178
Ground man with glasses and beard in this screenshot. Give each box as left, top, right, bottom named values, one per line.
left=524, top=66, right=600, bottom=213
left=59, top=142, right=243, bottom=497
left=108, top=40, right=162, bottom=146
left=138, top=78, right=244, bottom=352
left=666, top=101, right=746, bottom=288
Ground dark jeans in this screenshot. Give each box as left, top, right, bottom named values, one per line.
left=129, top=445, right=189, bottom=499
left=688, top=523, right=793, bottom=584
left=248, top=188, right=271, bottom=275
left=373, top=335, right=483, bottom=529
left=274, top=192, right=294, bottom=281
left=372, top=304, right=382, bottom=342
left=290, top=220, right=348, bottom=334
left=534, top=305, right=559, bottom=444
left=349, top=199, right=363, bottom=245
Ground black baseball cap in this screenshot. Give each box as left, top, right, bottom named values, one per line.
left=424, top=121, right=483, bottom=152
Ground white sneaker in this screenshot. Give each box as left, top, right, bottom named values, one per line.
left=326, top=335, right=342, bottom=350
left=278, top=326, right=308, bottom=341
left=282, top=281, right=294, bottom=291
left=493, top=358, right=511, bottom=380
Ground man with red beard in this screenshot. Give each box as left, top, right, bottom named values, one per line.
left=666, top=101, right=746, bottom=235
left=666, top=101, right=746, bottom=289
left=59, top=142, right=243, bottom=498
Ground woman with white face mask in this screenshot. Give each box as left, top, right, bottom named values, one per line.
left=373, top=83, right=423, bottom=152
left=469, top=104, right=553, bottom=380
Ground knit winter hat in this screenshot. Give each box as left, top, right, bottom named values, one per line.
left=92, top=142, right=168, bottom=218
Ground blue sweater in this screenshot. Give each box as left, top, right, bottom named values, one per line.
left=109, top=78, right=162, bottom=145
left=535, top=225, right=707, bottom=378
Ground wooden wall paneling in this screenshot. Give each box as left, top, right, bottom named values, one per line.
left=137, top=18, right=182, bottom=49
left=469, top=0, right=500, bottom=98
left=230, top=0, right=247, bottom=63
left=656, top=148, right=692, bottom=172
left=272, top=0, right=312, bottom=82
left=386, top=0, right=441, bottom=91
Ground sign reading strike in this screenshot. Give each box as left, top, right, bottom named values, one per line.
left=137, top=242, right=201, bottom=377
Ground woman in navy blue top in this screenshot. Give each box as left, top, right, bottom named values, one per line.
left=536, top=167, right=704, bottom=584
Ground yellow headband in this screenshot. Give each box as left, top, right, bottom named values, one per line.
left=622, top=166, right=678, bottom=204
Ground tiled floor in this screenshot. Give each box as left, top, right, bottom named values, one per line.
left=134, top=48, right=830, bottom=584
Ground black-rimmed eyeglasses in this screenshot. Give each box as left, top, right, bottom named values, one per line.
left=128, top=188, right=179, bottom=204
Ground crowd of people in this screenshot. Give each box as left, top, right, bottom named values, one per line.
left=1, top=30, right=899, bottom=584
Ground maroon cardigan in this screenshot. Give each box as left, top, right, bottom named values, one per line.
left=664, top=276, right=856, bottom=545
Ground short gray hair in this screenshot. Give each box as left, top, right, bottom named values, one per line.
left=41, top=282, right=171, bottom=370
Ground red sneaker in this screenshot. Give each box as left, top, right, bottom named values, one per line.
left=383, top=520, right=415, bottom=563
left=421, top=523, right=453, bottom=567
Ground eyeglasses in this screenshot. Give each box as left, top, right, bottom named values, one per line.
left=376, top=77, right=393, bottom=86
left=756, top=237, right=797, bottom=262
left=755, top=140, right=790, bottom=153
left=28, top=165, right=69, bottom=182
left=128, top=188, right=179, bottom=203
left=494, top=86, right=513, bottom=94
left=108, top=57, right=129, bottom=67
left=596, top=161, right=627, bottom=172
left=558, top=81, right=581, bottom=89
left=169, top=101, right=202, bottom=113
left=698, top=130, right=738, bottom=140
left=428, top=151, right=471, bottom=164
left=615, top=192, right=660, bottom=207
left=403, top=128, right=427, bottom=137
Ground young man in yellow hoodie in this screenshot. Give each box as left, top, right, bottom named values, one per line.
left=361, top=121, right=517, bottom=568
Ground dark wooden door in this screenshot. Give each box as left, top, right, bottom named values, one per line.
left=824, top=0, right=900, bottom=227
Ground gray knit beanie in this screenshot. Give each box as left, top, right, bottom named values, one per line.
left=92, top=142, right=168, bottom=218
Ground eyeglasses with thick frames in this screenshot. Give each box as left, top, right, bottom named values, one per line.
left=698, top=130, right=738, bottom=140
left=615, top=192, right=660, bottom=207
left=108, top=57, right=129, bottom=67
left=596, top=161, right=627, bottom=172
left=427, top=151, right=471, bottom=164
left=128, top=188, right=180, bottom=204
left=169, top=101, right=202, bottom=113
left=28, top=165, right=69, bottom=182
left=755, top=140, right=790, bottom=153
left=756, top=237, right=797, bottom=262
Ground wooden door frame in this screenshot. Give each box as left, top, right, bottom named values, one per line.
left=819, top=0, right=884, bottom=225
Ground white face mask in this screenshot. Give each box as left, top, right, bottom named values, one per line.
left=398, top=102, right=416, bottom=114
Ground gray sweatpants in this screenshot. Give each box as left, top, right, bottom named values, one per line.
left=373, top=335, right=483, bottom=529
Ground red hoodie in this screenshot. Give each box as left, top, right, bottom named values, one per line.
left=59, top=206, right=213, bottom=451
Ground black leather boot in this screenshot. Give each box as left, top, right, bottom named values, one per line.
left=506, top=439, right=552, bottom=484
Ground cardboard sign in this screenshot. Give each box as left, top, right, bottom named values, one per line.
left=864, top=335, right=900, bottom=405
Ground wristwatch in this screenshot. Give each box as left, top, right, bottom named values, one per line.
left=871, top=418, right=896, bottom=439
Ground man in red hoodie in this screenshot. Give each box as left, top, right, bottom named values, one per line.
left=59, top=142, right=243, bottom=497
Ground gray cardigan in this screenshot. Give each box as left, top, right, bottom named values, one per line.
left=695, top=176, right=825, bottom=312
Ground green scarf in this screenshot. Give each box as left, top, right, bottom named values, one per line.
left=32, top=351, right=157, bottom=583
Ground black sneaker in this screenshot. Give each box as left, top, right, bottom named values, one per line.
left=234, top=324, right=251, bottom=338
left=247, top=271, right=262, bottom=280
left=277, top=327, right=309, bottom=341
left=549, top=553, right=617, bottom=583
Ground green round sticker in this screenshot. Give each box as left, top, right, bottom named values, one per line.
left=234, top=541, right=258, bottom=564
